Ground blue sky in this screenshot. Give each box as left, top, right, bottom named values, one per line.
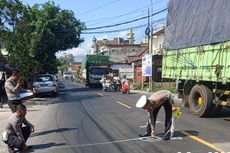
left=22, top=0, right=168, bottom=61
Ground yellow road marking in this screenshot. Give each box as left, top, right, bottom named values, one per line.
left=180, top=131, right=226, bottom=153
left=97, top=93, right=105, bottom=96
left=116, top=101, right=132, bottom=109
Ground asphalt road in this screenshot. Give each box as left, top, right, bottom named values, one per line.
left=26, top=80, right=230, bottom=153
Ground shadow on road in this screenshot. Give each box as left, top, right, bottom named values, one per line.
left=60, top=87, right=101, bottom=93
left=27, top=142, right=66, bottom=152
left=31, top=128, right=78, bottom=137
left=156, top=130, right=199, bottom=138
left=214, top=108, right=230, bottom=118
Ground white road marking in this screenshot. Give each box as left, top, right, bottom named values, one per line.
left=41, top=137, right=148, bottom=149
left=116, top=101, right=132, bottom=109
left=38, top=136, right=183, bottom=150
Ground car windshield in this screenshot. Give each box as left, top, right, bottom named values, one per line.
left=91, top=68, right=110, bottom=75
left=34, top=75, right=53, bottom=82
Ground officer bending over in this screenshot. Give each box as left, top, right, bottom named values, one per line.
left=136, top=90, right=176, bottom=140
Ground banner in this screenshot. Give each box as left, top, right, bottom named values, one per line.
left=142, top=54, right=152, bottom=76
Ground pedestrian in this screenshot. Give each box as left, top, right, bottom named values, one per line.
left=136, top=90, right=176, bottom=140
left=100, top=75, right=107, bottom=91
left=3, top=104, right=34, bottom=152
left=4, top=70, right=28, bottom=113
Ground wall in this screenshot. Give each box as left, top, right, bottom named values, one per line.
left=152, top=33, right=164, bottom=54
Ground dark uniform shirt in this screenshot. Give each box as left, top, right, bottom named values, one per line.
left=5, top=113, right=32, bottom=143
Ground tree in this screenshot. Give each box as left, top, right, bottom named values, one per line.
left=58, top=53, right=75, bottom=74
left=0, top=0, right=25, bottom=31
left=29, top=2, right=84, bottom=74
left=1, top=1, right=85, bottom=78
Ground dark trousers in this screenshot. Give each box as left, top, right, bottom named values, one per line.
left=7, top=126, right=31, bottom=150
left=8, top=100, right=22, bottom=113
left=146, top=100, right=172, bottom=134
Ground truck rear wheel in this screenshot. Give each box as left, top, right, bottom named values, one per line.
left=189, top=84, right=214, bottom=117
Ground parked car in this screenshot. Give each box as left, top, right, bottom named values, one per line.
left=33, top=74, right=59, bottom=96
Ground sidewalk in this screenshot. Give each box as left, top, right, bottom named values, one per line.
left=0, top=104, right=12, bottom=153
left=0, top=99, right=48, bottom=153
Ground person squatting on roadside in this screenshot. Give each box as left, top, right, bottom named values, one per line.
left=136, top=90, right=176, bottom=140
left=3, top=104, right=34, bottom=152
left=4, top=70, right=29, bottom=113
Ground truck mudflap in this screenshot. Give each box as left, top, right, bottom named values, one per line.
left=213, top=89, right=230, bottom=107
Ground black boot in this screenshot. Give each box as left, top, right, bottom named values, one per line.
left=162, top=131, right=171, bottom=140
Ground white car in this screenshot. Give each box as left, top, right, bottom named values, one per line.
left=63, top=72, right=73, bottom=80
left=33, top=74, right=59, bottom=96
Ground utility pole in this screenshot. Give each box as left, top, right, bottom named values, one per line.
left=149, top=0, right=153, bottom=91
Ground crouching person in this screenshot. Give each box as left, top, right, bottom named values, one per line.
left=4, top=104, right=34, bottom=152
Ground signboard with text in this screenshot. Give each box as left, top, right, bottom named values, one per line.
left=142, top=54, right=152, bottom=76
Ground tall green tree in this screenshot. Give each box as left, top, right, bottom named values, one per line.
left=1, top=1, right=85, bottom=78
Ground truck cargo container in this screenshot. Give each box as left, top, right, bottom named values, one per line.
left=162, top=0, right=230, bottom=117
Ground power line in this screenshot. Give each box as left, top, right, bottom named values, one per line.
left=82, top=18, right=166, bottom=34
left=86, top=9, right=147, bottom=27
left=84, top=0, right=164, bottom=24
left=85, top=5, right=148, bottom=24
left=85, top=8, right=167, bottom=31
left=79, top=0, right=121, bottom=16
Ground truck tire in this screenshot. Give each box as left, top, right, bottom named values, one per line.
left=189, top=84, right=214, bottom=117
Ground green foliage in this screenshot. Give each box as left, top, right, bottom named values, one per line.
left=57, top=53, right=75, bottom=74
left=1, top=1, right=85, bottom=78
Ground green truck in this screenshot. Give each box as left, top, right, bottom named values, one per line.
left=81, top=55, right=111, bottom=87
left=162, top=0, right=230, bottom=117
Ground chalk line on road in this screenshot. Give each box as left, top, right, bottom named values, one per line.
left=34, top=136, right=183, bottom=150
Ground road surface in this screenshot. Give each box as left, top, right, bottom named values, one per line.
left=22, top=80, right=230, bottom=153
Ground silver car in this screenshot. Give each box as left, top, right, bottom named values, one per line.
left=33, top=74, right=59, bottom=96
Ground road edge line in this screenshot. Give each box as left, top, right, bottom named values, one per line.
left=180, top=130, right=226, bottom=153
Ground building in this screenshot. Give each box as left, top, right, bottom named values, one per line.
left=152, top=27, right=165, bottom=55
left=94, top=38, right=147, bottom=63
left=69, top=62, right=82, bottom=74
left=92, top=29, right=147, bottom=64
left=127, top=28, right=165, bottom=83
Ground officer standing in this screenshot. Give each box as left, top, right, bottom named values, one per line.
left=4, top=70, right=28, bottom=113
left=136, top=90, right=176, bottom=140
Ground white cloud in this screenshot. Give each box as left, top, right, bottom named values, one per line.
left=97, top=35, right=108, bottom=40
left=117, top=31, right=127, bottom=38
left=56, top=41, right=92, bottom=58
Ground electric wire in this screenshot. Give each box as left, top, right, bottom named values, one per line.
left=79, top=0, right=121, bottom=16
left=85, top=8, right=167, bottom=31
